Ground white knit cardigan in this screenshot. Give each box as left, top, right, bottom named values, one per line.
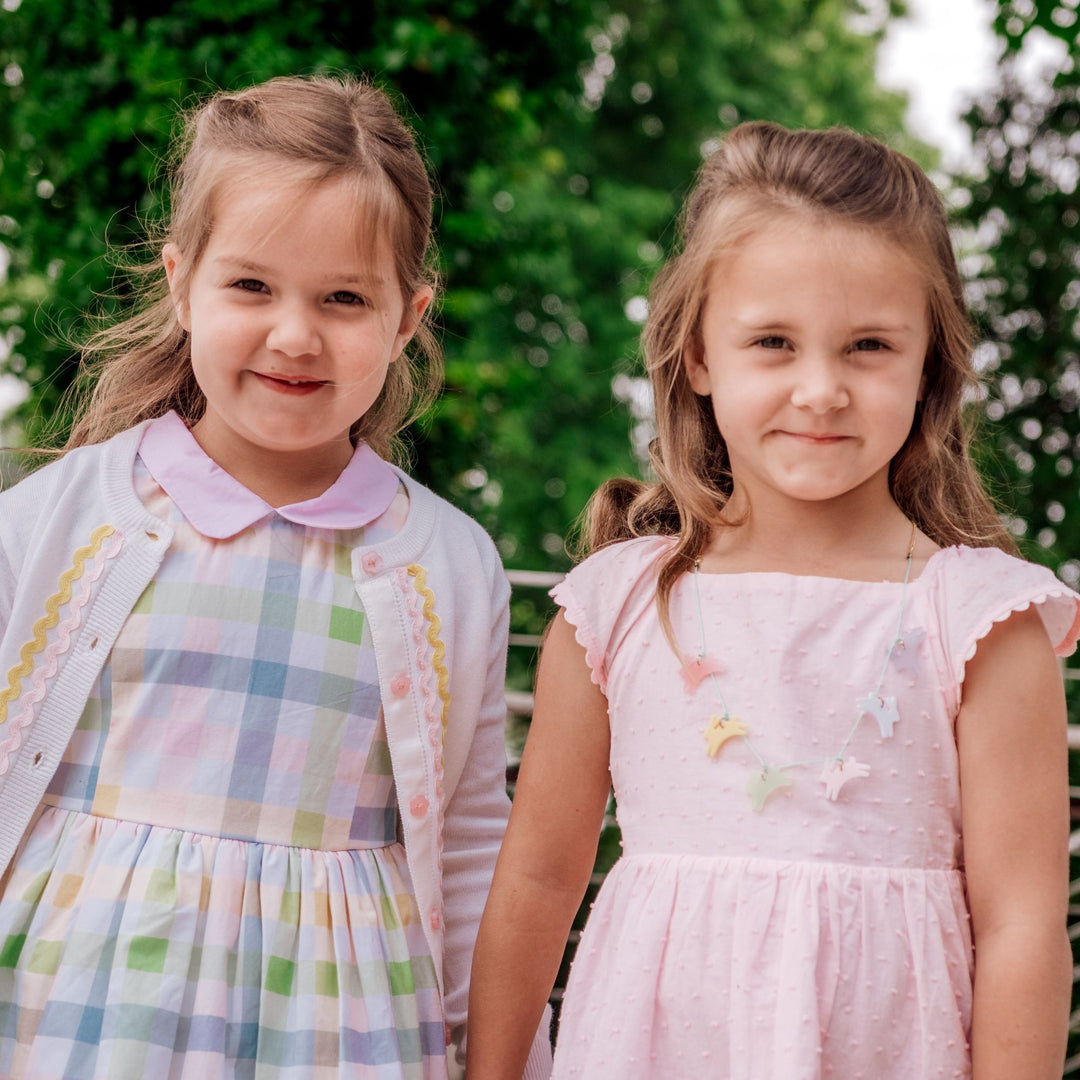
left=0, top=422, right=552, bottom=1077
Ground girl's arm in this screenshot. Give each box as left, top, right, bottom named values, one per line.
left=467, top=611, right=612, bottom=1079
left=958, top=606, right=1071, bottom=1079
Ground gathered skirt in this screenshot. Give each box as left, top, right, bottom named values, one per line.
left=553, top=852, right=973, bottom=1080
left=0, top=808, right=447, bottom=1079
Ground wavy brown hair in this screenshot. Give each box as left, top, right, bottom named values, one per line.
left=63, top=73, right=441, bottom=462
left=583, top=121, right=1015, bottom=640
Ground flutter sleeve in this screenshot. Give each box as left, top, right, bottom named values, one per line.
left=929, top=545, right=1080, bottom=694
left=549, top=535, right=673, bottom=695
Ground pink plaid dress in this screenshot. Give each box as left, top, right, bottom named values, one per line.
left=0, top=414, right=447, bottom=1079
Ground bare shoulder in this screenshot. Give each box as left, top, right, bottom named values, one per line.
left=535, top=610, right=610, bottom=725
left=961, top=603, right=1063, bottom=711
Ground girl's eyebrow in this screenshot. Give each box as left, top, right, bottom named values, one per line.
left=731, top=315, right=920, bottom=335
left=210, top=255, right=388, bottom=286
left=730, top=316, right=797, bottom=330
left=848, top=322, right=920, bottom=335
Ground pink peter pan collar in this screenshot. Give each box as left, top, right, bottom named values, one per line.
left=137, top=411, right=400, bottom=539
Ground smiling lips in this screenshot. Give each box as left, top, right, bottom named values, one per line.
left=253, top=371, right=328, bottom=396
left=776, top=430, right=852, bottom=444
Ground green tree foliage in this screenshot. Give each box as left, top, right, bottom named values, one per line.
left=428, top=0, right=913, bottom=572
left=959, top=0, right=1080, bottom=586
left=0, top=0, right=594, bottom=446
left=0, top=0, right=911, bottom=578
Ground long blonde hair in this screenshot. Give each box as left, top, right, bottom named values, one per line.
left=584, top=121, right=1015, bottom=634
left=63, top=74, right=441, bottom=462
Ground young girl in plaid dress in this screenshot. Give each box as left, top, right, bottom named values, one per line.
left=0, top=75, right=551, bottom=1080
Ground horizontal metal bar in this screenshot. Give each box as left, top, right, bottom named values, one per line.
left=508, top=633, right=545, bottom=649
left=505, top=690, right=535, bottom=715
left=506, top=569, right=565, bottom=588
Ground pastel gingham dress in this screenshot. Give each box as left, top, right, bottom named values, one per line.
left=549, top=535, right=1080, bottom=1080
left=0, top=416, right=447, bottom=1079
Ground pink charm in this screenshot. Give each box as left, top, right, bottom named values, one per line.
left=857, top=692, right=899, bottom=738
left=819, top=757, right=871, bottom=801
left=681, top=654, right=723, bottom=693
left=889, top=627, right=926, bottom=675
left=747, top=767, right=792, bottom=812
left=704, top=714, right=747, bottom=757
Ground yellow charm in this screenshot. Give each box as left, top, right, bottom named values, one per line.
left=704, top=714, right=747, bottom=757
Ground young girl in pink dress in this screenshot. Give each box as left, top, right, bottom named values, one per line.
left=468, top=122, right=1079, bottom=1078
left=0, top=75, right=551, bottom=1079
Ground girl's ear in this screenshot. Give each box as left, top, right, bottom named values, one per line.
left=683, top=335, right=713, bottom=396
left=391, top=285, right=434, bottom=361
left=162, top=243, right=191, bottom=332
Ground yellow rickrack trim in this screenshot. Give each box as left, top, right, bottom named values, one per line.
left=0, top=524, right=117, bottom=725
left=406, top=563, right=451, bottom=734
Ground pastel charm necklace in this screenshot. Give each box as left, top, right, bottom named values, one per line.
left=688, top=522, right=918, bottom=811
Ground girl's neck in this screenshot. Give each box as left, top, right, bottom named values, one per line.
left=698, top=489, right=933, bottom=582
left=190, top=418, right=354, bottom=507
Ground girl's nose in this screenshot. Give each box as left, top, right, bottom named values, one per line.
left=789, top=357, right=849, bottom=413
left=265, top=305, right=322, bottom=358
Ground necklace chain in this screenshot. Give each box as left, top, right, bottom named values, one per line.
left=689, top=522, right=918, bottom=810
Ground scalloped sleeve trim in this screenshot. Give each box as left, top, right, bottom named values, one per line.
left=550, top=578, right=608, bottom=693
left=955, top=583, right=1080, bottom=688
left=547, top=536, right=674, bottom=697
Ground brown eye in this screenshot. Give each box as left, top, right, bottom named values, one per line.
left=329, top=291, right=365, bottom=305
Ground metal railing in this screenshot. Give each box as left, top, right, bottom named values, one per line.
left=506, top=571, right=1080, bottom=1066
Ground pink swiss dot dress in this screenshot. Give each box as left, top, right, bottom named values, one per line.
left=549, top=536, right=1080, bottom=1080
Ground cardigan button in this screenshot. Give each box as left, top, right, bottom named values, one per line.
left=429, top=907, right=441, bottom=931
left=409, top=794, right=429, bottom=818
left=390, top=673, right=410, bottom=698
left=445, top=1023, right=453, bottom=1047
left=360, top=552, right=383, bottom=575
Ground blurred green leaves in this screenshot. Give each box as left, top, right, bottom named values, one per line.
left=958, top=0, right=1080, bottom=585
left=1, top=0, right=910, bottom=573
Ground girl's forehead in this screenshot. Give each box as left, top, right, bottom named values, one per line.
left=705, top=213, right=923, bottom=288
left=718, top=211, right=903, bottom=257
left=699, top=215, right=930, bottom=331
left=203, top=168, right=400, bottom=270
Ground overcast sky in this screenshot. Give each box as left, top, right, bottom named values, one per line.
left=878, top=0, right=1071, bottom=167
left=877, top=0, right=1001, bottom=165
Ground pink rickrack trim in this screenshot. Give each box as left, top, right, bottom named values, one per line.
left=394, top=565, right=450, bottom=909
left=0, top=527, right=124, bottom=777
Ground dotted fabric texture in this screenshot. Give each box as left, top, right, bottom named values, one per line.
left=549, top=537, right=1080, bottom=1079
